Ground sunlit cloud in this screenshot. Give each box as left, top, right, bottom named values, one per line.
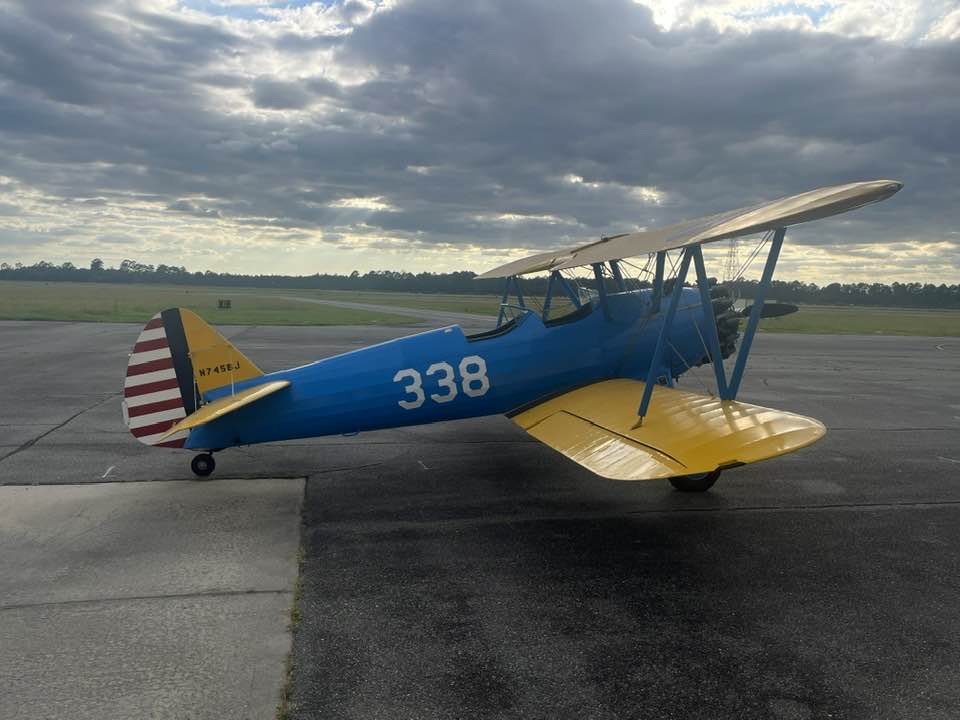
left=0, top=0, right=956, bottom=283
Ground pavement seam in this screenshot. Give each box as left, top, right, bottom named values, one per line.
left=828, top=426, right=958, bottom=431
left=624, top=499, right=960, bottom=515
left=276, top=477, right=309, bottom=720
left=0, top=475, right=307, bottom=486
left=310, top=499, right=960, bottom=532
left=0, top=392, right=120, bottom=469
left=0, top=587, right=291, bottom=613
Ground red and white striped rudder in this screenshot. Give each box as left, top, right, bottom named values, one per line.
left=121, top=313, right=190, bottom=448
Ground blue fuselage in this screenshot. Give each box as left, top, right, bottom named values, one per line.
left=187, top=288, right=713, bottom=450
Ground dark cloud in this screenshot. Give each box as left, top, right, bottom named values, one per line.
left=251, top=78, right=315, bottom=109
left=0, top=0, right=956, bottom=275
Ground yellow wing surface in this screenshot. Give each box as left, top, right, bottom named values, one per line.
left=511, top=379, right=825, bottom=480
left=159, top=380, right=290, bottom=440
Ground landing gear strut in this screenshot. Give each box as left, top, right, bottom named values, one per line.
left=191, top=453, right=216, bottom=477
left=669, top=469, right=721, bottom=492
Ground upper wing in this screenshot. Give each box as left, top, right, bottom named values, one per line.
left=478, top=179, right=902, bottom=278
left=510, top=379, right=825, bottom=480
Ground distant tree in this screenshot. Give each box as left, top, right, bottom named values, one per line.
left=0, top=255, right=957, bottom=309
left=117, top=258, right=154, bottom=273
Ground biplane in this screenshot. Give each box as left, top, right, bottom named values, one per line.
left=123, top=179, right=902, bottom=489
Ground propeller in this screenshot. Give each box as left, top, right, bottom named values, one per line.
left=739, top=302, right=799, bottom=319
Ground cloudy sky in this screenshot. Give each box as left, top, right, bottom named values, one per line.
left=0, top=0, right=957, bottom=282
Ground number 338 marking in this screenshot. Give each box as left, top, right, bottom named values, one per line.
left=393, top=355, right=490, bottom=410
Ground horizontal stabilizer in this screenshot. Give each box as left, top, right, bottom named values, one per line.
left=511, top=379, right=824, bottom=480
left=159, top=380, right=291, bottom=440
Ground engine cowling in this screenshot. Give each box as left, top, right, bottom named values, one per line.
left=694, top=286, right=740, bottom=368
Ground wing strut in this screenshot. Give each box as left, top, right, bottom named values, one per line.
left=541, top=270, right=583, bottom=322
left=609, top=260, right=626, bottom=291
left=635, top=226, right=786, bottom=422
left=725, top=226, right=785, bottom=399
left=592, top=263, right=611, bottom=320
left=496, top=275, right=527, bottom=327
left=691, top=244, right=729, bottom=398
left=636, top=248, right=692, bottom=423
left=555, top=272, right=582, bottom=308
left=651, top=250, right=667, bottom=313
left=541, top=272, right=557, bottom=321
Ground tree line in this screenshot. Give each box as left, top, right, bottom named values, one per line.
left=1, top=258, right=958, bottom=309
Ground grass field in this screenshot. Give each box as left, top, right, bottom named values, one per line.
left=0, top=281, right=416, bottom=326
left=311, top=289, right=501, bottom=316
left=308, top=289, right=960, bottom=336
left=756, top=304, right=960, bottom=336
left=1, top=281, right=957, bottom=335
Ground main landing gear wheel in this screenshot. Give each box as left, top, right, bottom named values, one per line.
left=670, top=469, right=722, bottom=493
left=191, top=453, right=216, bottom=478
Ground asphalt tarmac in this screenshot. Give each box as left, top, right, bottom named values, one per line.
left=1, top=318, right=958, bottom=719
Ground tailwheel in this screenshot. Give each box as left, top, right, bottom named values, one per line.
left=669, top=469, right=721, bottom=492
left=191, top=453, right=216, bottom=478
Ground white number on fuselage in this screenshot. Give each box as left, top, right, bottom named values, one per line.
left=393, top=355, right=489, bottom=409
left=459, top=355, right=490, bottom=397
left=393, top=368, right=425, bottom=409
left=426, top=362, right=458, bottom=403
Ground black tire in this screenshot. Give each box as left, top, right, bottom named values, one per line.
left=669, top=469, right=721, bottom=492
left=191, top=453, right=215, bottom=477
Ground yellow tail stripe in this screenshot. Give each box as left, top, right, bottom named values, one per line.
left=177, top=308, right=263, bottom=394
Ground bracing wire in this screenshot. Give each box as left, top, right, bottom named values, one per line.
left=667, top=340, right=712, bottom=396
left=621, top=256, right=655, bottom=288
left=643, top=252, right=654, bottom=277
left=688, top=312, right=720, bottom=397
left=622, top=252, right=674, bottom=290
left=561, top=268, right=584, bottom=293
left=527, top=289, right=544, bottom=315
left=667, top=249, right=681, bottom=278
left=617, top=259, right=638, bottom=292
left=732, top=230, right=773, bottom=283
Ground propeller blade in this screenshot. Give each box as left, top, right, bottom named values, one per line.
left=740, top=302, right=799, bottom=319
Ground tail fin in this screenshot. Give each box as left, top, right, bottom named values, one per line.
left=122, top=308, right=263, bottom=448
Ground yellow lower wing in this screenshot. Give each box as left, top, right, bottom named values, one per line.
left=511, top=379, right=825, bottom=480
left=160, top=380, right=290, bottom=439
